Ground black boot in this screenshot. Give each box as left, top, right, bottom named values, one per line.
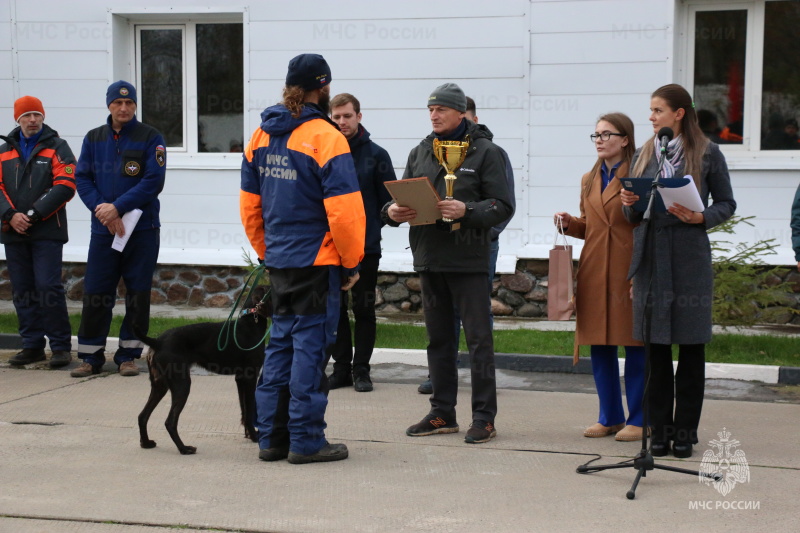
left=328, top=370, right=353, bottom=390
left=353, top=367, right=373, bottom=392
left=672, top=442, right=693, bottom=458
left=9, top=348, right=46, bottom=366
left=49, top=350, right=73, bottom=368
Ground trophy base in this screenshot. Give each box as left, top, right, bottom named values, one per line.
left=436, top=219, right=461, bottom=232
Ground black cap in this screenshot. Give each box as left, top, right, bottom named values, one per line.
left=285, top=54, right=331, bottom=91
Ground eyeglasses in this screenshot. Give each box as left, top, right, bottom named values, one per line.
left=590, top=132, right=625, bottom=142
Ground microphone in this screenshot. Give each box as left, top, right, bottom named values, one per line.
left=658, top=127, right=674, bottom=152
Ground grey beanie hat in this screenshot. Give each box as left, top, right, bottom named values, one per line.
left=427, top=83, right=467, bottom=112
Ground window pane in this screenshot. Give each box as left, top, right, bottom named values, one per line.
left=140, top=29, right=183, bottom=147
left=693, top=10, right=747, bottom=145
left=761, top=1, right=800, bottom=151
left=196, top=24, right=244, bottom=153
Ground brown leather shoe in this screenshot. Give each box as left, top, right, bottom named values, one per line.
left=583, top=422, right=625, bottom=438
left=119, top=361, right=140, bottom=376
left=615, top=425, right=649, bottom=441
left=70, top=362, right=102, bottom=378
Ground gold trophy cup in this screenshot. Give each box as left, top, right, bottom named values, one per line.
left=433, top=135, right=470, bottom=231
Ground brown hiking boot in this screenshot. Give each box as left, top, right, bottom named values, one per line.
left=118, top=361, right=140, bottom=376
left=70, top=362, right=102, bottom=378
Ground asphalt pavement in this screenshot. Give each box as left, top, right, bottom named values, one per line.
left=0, top=303, right=798, bottom=532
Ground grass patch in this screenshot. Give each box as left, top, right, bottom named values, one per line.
left=0, top=313, right=215, bottom=339
left=0, top=314, right=796, bottom=367
left=374, top=323, right=800, bottom=366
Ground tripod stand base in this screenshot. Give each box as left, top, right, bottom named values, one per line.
left=577, top=450, right=721, bottom=500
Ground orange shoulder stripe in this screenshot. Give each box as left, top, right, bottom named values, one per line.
left=286, top=119, right=349, bottom=168
left=245, top=128, right=269, bottom=163
left=0, top=151, right=19, bottom=163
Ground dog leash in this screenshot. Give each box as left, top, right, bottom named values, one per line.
left=217, top=265, right=272, bottom=351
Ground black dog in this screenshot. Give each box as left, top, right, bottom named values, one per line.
left=136, top=286, right=271, bottom=455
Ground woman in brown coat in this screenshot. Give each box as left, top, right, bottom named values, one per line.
left=554, top=113, right=645, bottom=442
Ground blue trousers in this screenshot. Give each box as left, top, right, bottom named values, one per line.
left=590, top=345, right=646, bottom=427
left=4, top=240, right=71, bottom=351
left=255, top=266, right=341, bottom=455
left=77, top=229, right=159, bottom=366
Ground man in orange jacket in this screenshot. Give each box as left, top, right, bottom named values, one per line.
left=0, top=96, right=76, bottom=369
left=241, top=54, right=365, bottom=464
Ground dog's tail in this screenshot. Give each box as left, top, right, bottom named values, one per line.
left=131, top=322, right=161, bottom=350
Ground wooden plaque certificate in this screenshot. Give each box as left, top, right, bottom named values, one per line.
left=384, top=177, right=442, bottom=226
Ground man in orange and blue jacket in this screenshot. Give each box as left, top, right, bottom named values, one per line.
left=241, top=53, right=365, bottom=465
left=0, top=96, right=76, bottom=368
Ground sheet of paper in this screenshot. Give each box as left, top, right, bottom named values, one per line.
left=658, top=176, right=705, bottom=212
left=111, top=208, right=143, bottom=251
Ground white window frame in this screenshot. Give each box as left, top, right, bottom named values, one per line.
left=110, top=9, right=248, bottom=170
left=677, top=0, right=800, bottom=170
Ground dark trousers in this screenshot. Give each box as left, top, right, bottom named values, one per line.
left=4, top=240, right=71, bottom=351
left=649, top=343, right=705, bottom=444
left=421, top=271, right=496, bottom=423
left=331, top=253, right=379, bottom=374
left=77, top=229, right=159, bottom=365
left=255, top=265, right=341, bottom=455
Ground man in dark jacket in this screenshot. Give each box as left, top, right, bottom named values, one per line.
left=328, top=92, right=396, bottom=392
left=0, top=96, right=76, bottom=368
left=72, top=81, right=166, bottom=378
left=417, top=95, right=517, bottom=395
left=383, top=83, right=512, bottom=443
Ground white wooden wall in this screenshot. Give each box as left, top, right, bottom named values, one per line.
left=0, top=0, right=797, bottom=270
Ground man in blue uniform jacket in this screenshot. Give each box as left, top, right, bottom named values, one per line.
left=72, top=81, right=166, bottom=378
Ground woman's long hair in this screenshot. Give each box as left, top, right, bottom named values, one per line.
left=632, top=84, right=709, bottom=186
left=282, top=85, right=306, bottom=118
left=584, top=112, right=636, bottom=199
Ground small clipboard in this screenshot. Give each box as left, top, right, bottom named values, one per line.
left=619, top=177, right=693, bottom=213
left=384, top=177, right=442, bottom=225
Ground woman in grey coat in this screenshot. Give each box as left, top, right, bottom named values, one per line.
left=621, top=84, right=736, bottom=459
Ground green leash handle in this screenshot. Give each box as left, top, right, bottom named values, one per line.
left=217, top=265, right=271, bottom=352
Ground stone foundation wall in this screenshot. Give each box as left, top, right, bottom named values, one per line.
left=0, top=263, right=256, bottom=309
left=1, top=259, right=798, bottom=325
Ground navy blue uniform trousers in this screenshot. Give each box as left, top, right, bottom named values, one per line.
left=77, top=229, right=159, bottom=366
left=4, top=240, right=71, bottom=351
left=255, top=265, right=341, bottom=456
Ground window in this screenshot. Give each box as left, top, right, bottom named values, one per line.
left=685, top=1, right=800, bottom=154
left=136, top=22, right=243, bottom=154
left=760, top=2, right=800, bottom=151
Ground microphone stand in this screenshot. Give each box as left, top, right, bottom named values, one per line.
left=575, top=138, right=721, bottom=499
